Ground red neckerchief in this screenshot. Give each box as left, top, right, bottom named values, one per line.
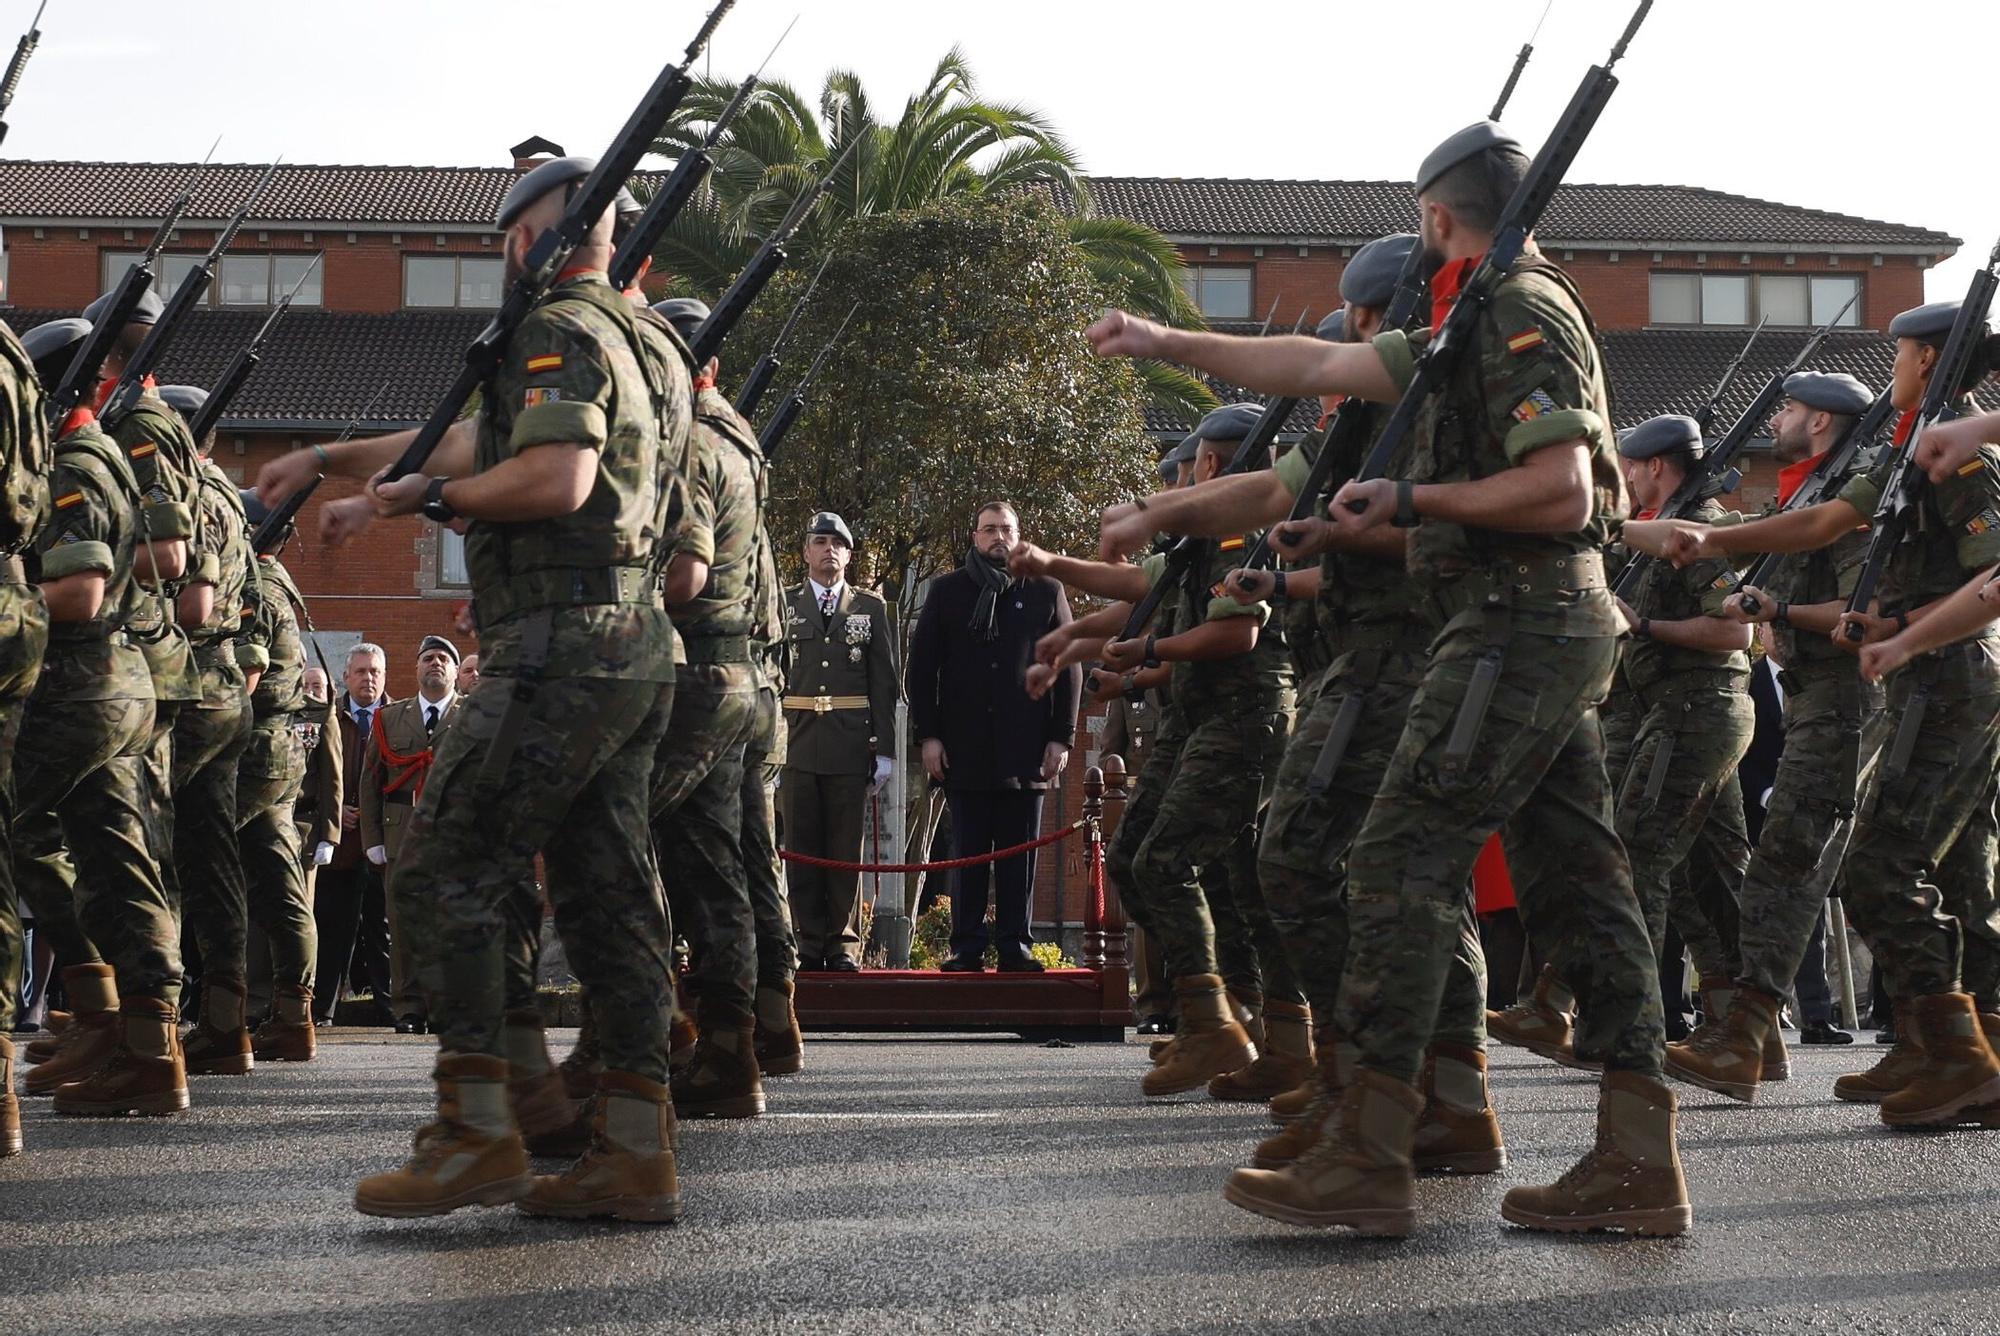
left=60, top=406, right=96, bottom=436
left=693, top=372, right=717, bottom=392
left=1635, top=507, right=1660, bottom=521
left=1429, top=253, right=1484, bottom=331
left=373, top=708, right=436, bottom=798
left=1776, top=451, right=1825, bottom=506
left=93, top=374, right=153, bottom=412
left=1891, top=409, right=1919, bottom=448
left=555, top=265, right=605, bottom=284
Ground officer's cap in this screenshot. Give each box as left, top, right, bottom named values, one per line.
left=1416, top=121, right=1523, bottom=195
left=1618, top=414, right=1704, bottom=462
left=1340, top=233, right=1418, bottom=309
left=807, top=511, right=854, bottom=547
left=1888, top=300, right=1989, bottom=345
left=651, top=297, right=711, bottom=343
left=158, top=384, right=209, bottom=419
left=1195, top=402, right=1265, bottom=443
left=497, top=155, right=595, bottom=231
left=1783, top=371, right=1873, bottom=417
left=418, top=634, right=460, bottom=665
left=21, top=317, right=91, bottom=370
left=82, top=285, right=164, bottom=327
left=238, top=487, right=271, bottom=527
left=1315, top=308, right=1347, bottom=344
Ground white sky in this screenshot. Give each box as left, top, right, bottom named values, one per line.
left=9, top=0, right=1996, bottom=297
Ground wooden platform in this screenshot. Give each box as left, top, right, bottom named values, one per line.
left=794, top=965, right=1133, bottom=1042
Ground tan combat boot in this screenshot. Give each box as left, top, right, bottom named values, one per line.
left=1500, top=1070, right=1690, bottom=1237
left=1269, top=1024, right=1340, bottom=1124
left=517, top=1069, right=682, bottom=1223
left=1701, top=982, right=1790, bottom=1081
left=24, top=974, right=103, bottom=1064
left=1143, top=975, right=1257, bottom=1098
left=1488, top=965, right=1585, bottom=1068
left=670, top=1007, right=766, bottom=1119
left=1253, top=1027, right=1355, bottom=1168
left=1834, top=1002, right=1925, bottom=1103
left=353, top=1054, right=531, bottom=1217
left=558, top=1008, right=603, bottom=1101
left=52, top=997, right=189, bottom=1116
left=181, top=978, right=254, bottom=1076
left=1208, top=999, right=1313, bottom=1102
left=1, top=1036, right=20, bottom=1155
left=24, top=1008, right=72, bottom=1063
left=22, top=964, right=120, bottom=1094
left=1963, top=1012, right=2000, bottom=1128
left=252, top=984, right=317, bottom=1063
left=1225, top=1068, right=1423, bottom=1235
left=1413, top=1043, right=1507, bottom=1174
left=504, top=1009, right=592, bottom=1158
left=1880, top=993, right=2000, bottom=1129
left=753, top=979, right=805, bottom=1077
left=1665, top=984, right=1780, bottom=1104
left=668, top=980, right=700, bottom=1074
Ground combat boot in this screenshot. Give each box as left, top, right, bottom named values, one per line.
left=1834, top=1002, right=1926, bottom=1103
left=671, top=1007, right=766, bottom=1119
left=252, top=984, right=317, bottom=1063
left=1960, top=1012, right=2000, bottom=1128
left=1224, top=1068, right=1423, bottom=1235
left=1701, top=983, right=1790, bottom=1081
left=1270, top=1024, right=1342, bottom=1124
left=1, top=1036, right=20, bottom=1155
left=1208, top=999, right=1313, bottom=1102
left=1413, top=1043, right=1507, bottom=1174
left=517, top=1069, right=682, bottom=1222
left=52, top=997, right=189, bottom=1117
left=1143, top=975, right=1257, bottom=1098
left=1252, top=1029, right=1354, bottom=1168
left=24, top=971, right=107, bottom=1064
left=557, top=1007, right=603, bottom=1101
left=668, top=979, right=700, bottom=1074
left=1500, top=1070, right=1690, bottom=1237
left=22, top=964, right=120, bottom=1093
left=181, top=978, right=254, bottom=1076
left=353, top=1054, right=531, bottom=1217
left=754, top=979, right=805, bottom=1077
left=1229, top=988, right=1267, bottom=1054
left=1488, top=965, right=1583, bottom=1068
left=503, top=1009, right=592, bottom=1158
left=1665, top=984, right=1781, bottom=1104
left=25, top=1007, right=72, bottom=1062
left=1879, top=993, right=2000, bottom=1128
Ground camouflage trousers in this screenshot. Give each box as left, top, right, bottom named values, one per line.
left=741, top=685, right=798, bottom=985
left=652, top=663, right=758, bottom=1020
left=1338, top=628, right=1664, bottom=1083
left=172, top=699, right=253, bottom=989
left=393, top=671, right=676, bottom=1081
left=0, top=582, right=45, bottom=1032
left=235, top=712, right=315, bottom=992
left=12, top=693, right=180, bottom=1003
left=1258, top=640, right=1487, bottom=1047
left=1842, top=638, right=2000, bottom=1009
left=1737, top=663, right=1882, bottom=1000
left=1670, top=775, right=1750, bottom=984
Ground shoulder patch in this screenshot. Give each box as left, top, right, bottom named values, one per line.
left=525, top=354, right=564, bottom=373
left=129, top=441, right=157, bottom=459
left=523, top=387, right=562, bottom=408
left=1218, top=536, right=1246, bottom=552
left=1511, top=389, right=1559, bottom=423
left=1958, top=458, right=1987, bottom=477
left=1967, top=507, right=1999, bottom=536
left=1506, top=329, right=1546, bottom=355
left=55, top=491, right=84, bottom=509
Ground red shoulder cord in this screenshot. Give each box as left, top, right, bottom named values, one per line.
left=373, top=709, right=435, bottom=798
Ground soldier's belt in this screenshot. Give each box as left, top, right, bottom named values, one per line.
left=1492, top=550, right=1606, bottom=596
left=680, top=632, right=755, bottom=665
left=473, top=564, right=659, bottom=631
left=783, top=694, right=869, bottom=714
left=192, top=638, right=238, bottom=666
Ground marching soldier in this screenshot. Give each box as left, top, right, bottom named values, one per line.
left=275, top=662, right=343, bottom=1025
left=779, top=512, right=898, bottom=972
left=743, top=477, right=803, bottom=1076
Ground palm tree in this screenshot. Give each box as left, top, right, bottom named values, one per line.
left=649, top=48, right=1214, bottom=420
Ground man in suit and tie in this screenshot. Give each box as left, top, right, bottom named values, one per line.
left=780, top=513, right=899, bottom=971
left=312, top=643, right=395, bottom=1026
left=362, top=634, right=461, bottom=1034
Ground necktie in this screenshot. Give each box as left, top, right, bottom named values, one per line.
left=424, top=705, right=438, bottom=735
left=357, top=705, right=373, bottom=736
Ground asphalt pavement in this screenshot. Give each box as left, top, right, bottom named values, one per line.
left=4, top=1030, right=1999, bottom=1334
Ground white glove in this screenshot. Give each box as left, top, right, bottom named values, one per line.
left=312, top=841, right=335, bottom=867
left=366, top=844, right=388, bottom=866
left=871, top=755, right=893, bottom=792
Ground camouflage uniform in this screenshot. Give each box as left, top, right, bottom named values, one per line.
left=391, top=271, right=692, bottom=1082
left=10, top=414, right=177, bottom=1004
left=1336, top=255, right=1664, bottom=1083
left=742, top=484, right=796, bottom=987
left=0, top=321, right=51, bottom=1033
left=235, top=554, right=317, bottom=995
left=1831, top=422, right=2000, bottom=1010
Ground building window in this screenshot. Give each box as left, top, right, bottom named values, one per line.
left=1178, top=265, right=1253, bottom=320
left=438, top=528, right=471, bottom=587
left=1651, top=271, right=1859, bottom=327
left=100, top=252, right=324, bottom=307
left=405, top=255, right=504, bottom=309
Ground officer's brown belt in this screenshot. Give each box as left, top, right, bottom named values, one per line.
left=783, top=694, right=868, bottom=714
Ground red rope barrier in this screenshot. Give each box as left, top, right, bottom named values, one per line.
left=778, top=819, right=1084, bottom=873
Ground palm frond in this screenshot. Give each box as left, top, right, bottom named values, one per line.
left=1068, top=215, right=1205, bottom=328
left=1133, top=360, right=1221, bottom=423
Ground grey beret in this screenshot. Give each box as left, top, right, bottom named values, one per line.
left=807, top=511, right=854, bottom=547
left=1164, top=433, right=1201, bottom=469
left=1783, top=371, right=1873, bottom=417
left=238, top=487, right=271, bottom=527
left=497, top=155, right=595, bottom=230
left=651, top=297, right=711, bottom=342
left=1156, top=452, right=1178, bottom=484
left=418, top=634, right=460, bottom=664
left=1314, top=308, right=1347, bottom=343
left=1196, top=402, right=1265, bottom=443
left=1618, top=414, right=1704, bottom=462
left=1416, top=121, right=1523, bottom=195
left=157, top=384, right=209, bottom=419
left=1341, top=233, right=1418, bottom=309
left=1889, top=300, right=1988, bottom=344
left=82, top=285, right=164, bottom=327
left=21, top=317, right=91, bottom=367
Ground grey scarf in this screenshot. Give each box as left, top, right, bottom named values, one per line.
left=965, top=546, right=1010, bottom=643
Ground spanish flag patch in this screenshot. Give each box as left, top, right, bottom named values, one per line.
left=1958, top=457, right=1987, bottom=477
left=1506, top=329, right=1545, bottom=355
left=525, top=354, right=564, bottom=373
left=55, top=491, right=84, bottom=509
left=1219, top=536, right=1246, bottom=552
left=129, top=441, right=157, bottom=459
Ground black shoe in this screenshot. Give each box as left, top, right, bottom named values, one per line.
left=939, top=956, right=984, bottom=973
left=1664, top=1011, right=1691, bottom=1042
left=394, top=1014, right=427, bottom=1035
left=823, top=956, right=861, bottom=973
left=1135, top=1013, right=1175, bottom=1036
left=796, top=957, right=824, bottom=972
left=1800, top=1020, right=1854, bottom=1046
left=996, top=954, right=1045, bottom=973
left=1875, top=1021, right=1897, bottom=1045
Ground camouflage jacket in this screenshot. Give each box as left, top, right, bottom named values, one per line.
left=108, top=387, right=201, bottom=702
left=1142, top=536, right=1291, bottom=727
left=244, top=554, right=308, bottom=718
left=1614, top=498, right=1748, bottom=698
left=33, top=415, right=154, bottom=703
left=671, top=384, right=767, bottom=670
left=1836, top=400, right=2000, bottom=623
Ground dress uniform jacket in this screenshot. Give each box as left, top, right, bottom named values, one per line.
left=781, top=582, right=899, bottom=772
left=361, top=693, right=457, bottom=861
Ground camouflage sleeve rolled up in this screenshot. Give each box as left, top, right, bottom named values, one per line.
left=673, top=429, right=720, bottom=570
left=1477, top=277, right=1612, bottom=466
left=503, top=315, right=616, bottom=454
left=34, top=462, right=116, bottom=580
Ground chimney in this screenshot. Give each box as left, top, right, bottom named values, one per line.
left=509, top=135, right=566, bottom=170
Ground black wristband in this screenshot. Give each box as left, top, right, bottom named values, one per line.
left=1142, top=633, right=1160, bottom=670
left=421, top=476, right=457, bottom=524
left=1773, top=601, right=1790, bottom=628
left=1271, top=569, right=1288, bottom=601
left=1896, top=610, right=1910, bottom=632
left=1392, top=479, right=1420, bottom=528
left=1635, top=618, right=1651, bottom=639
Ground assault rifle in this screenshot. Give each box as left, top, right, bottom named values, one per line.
left=1693, top=316, right=1769, bottom=435
left=0, top=0, right=43, bottom=146
left=736, top=249, right=834, bottom=420
left=250, top=382, right=389, bottom=555
left=103, top=159, right=281, bottom=423
left=1843, top=237, right=2000, bottom=640
left=367, top=0, right=735, bottom=488
left=1610, top=286, right=1857, bottom=602
left=44, top=151, right=211, bottom=426
left=759, top=302, right=857, bottom=464
left=1733, top=387, right=1895, bottom=614
left=186, top=254, right=321, bottom=443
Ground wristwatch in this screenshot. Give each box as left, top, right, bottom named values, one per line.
left=1772, top=601, right=1791, bottom=628
left=1391, top=479, right=1420, bottom=528
left=421, top=476, right=457, bottom=524
left=1141, top=633, right=1161, bottom=670
left=1121, top=671, right=1143, bottom=705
